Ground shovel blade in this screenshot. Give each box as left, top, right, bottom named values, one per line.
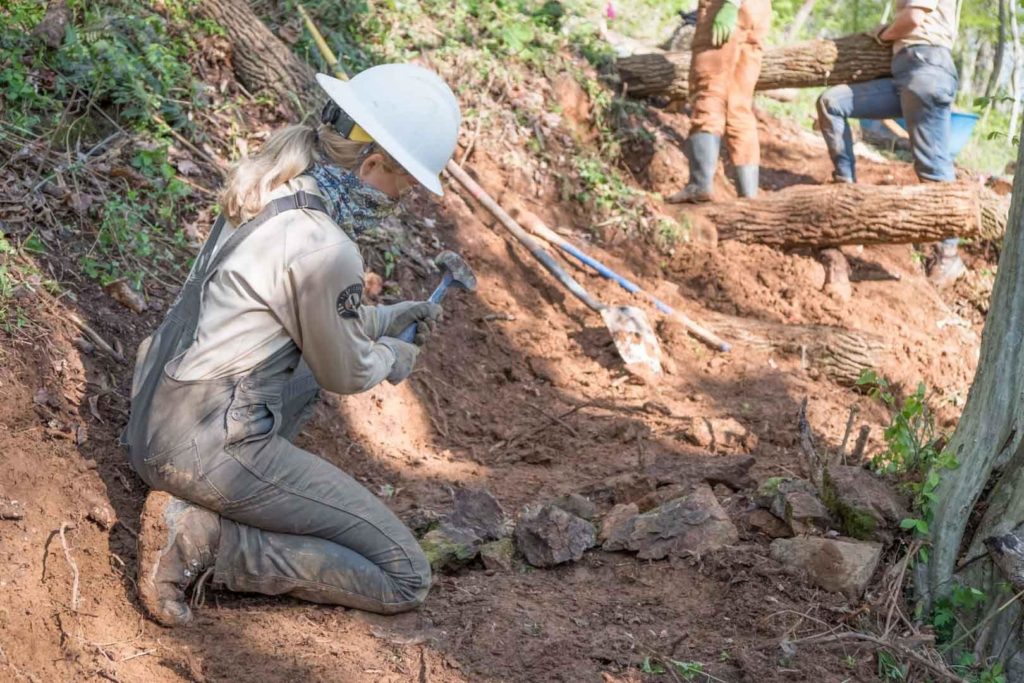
left=600, top=305, right=663, bottom=375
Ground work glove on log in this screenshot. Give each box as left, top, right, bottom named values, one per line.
left=711, top=3, right=738, bottom=47
left=377, top=301, right=444, bottom=346
left=378, top=337, right=420, bottom=385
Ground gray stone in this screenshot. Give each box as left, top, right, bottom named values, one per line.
left=419, top=524, right=482, bottom=571
left=446, top=488, right=508, bottom=541
left=480, top=538, right=515, bottom=572
left=826, top=466, right=910, bottom=535
left=599, top=503, right=640, bottom=549
left=770, top=537, right=882, bottom=597
left=515, top=504, right=596, bottom=567
left=746, top=508, right=792, bottom=539
left=755, top=477, right=830, bottom=534
left=611, top=484, right=738, bottom=560
left=551, top=493, right=598, bottom=521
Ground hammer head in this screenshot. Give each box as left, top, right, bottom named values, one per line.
left=435, top=250, right=477, bottom=292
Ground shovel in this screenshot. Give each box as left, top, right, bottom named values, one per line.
left=445, top=164, right=662, bottom=375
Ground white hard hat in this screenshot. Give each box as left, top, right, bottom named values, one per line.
left=316, top=65, right=461, bottom=196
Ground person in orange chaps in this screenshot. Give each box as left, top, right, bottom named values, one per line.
left=667, top=0, right=772, bottom=203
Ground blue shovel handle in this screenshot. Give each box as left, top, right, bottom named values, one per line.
left=397, top=270, right=454, bottom=343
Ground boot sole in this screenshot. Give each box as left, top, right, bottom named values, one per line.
left=138, top=490, right=193, bottom=627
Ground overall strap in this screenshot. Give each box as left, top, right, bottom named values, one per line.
left=204, top=190, right=330, bottom=281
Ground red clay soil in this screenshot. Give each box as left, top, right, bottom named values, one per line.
left=0, top=103, right=990, bottom=681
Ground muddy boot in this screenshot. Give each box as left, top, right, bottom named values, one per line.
left=927, top=240, right=966, bottom=288
left=734, top=165, right=759, bottom=199
left=666, top=132, right=719, bottom=204
left=138, top=491, right=221, bottom=627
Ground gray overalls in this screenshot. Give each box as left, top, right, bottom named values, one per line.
left=125, top=190, right=430, bottom=614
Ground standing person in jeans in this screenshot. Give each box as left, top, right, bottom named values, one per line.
left=666, top=0, right=772, bottom=204
left=816, top=0, right=965, bottom=285
left=126, top=63, right=461, bottom=626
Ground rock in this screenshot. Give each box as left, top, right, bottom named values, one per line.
left=551, top=493, right=597, bottom=521
left=681, top=417, right=758, bottom=453
left=755, top=477, right=830, bottom=534
left=609, top=484, right=738, bottom=560
left=581, top=472, right=651, bottom=506
left=420, top=524, right=482, bottom=571
left=634, top=484, right=687, bottom=513
left=599, top=503, right=639, bottom=549
left=104, top=279, right=147, bottom=314
left=785, top=490, right=831, bottom=534
left=32, top=0, right=70, bottom=49
left=824, top=466, right=910, bottom=540
left=770, top=537, right=882, bottom=598
left=515, top=504, right=596, bottom=567
left=480, top=538, right=515, bottom=572
left=446, top=488, right=508, bottom=541
left=0, top=498, right=25, bottom=521
left=746, top=508, right=792, bottom=539
left=646, top=454, right=756, bottom=492
left=87, top=503, right=116, bottom=530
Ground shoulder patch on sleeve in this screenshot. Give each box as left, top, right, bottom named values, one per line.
left=336, top=283, right=363, bottom=319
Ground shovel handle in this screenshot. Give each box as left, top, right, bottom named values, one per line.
left=445, top=162, right=605, bottom=313
left=524, top=217, right=731, bottom=353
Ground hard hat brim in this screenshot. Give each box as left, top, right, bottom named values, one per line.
left=316, top=73, right=445, bottom=196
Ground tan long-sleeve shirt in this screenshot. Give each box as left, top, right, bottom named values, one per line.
left=173, top=175, right=397, bottom=394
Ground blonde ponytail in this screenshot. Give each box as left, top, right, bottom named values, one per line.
left=220, top=124, right=374, bottom=225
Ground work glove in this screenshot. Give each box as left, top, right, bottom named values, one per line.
left=378, top=301, right=444, bottom=346
left=379, top=336, right=420, bottom=385
left=867, top=23, right=892, bottom=46
left=711, top=2, right=738, bottom=47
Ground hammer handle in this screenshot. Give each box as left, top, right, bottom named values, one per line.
left=397, top=271, right=454, bottom=343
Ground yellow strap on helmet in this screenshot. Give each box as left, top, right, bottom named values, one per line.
left=347, top=123, right=374, bottom=143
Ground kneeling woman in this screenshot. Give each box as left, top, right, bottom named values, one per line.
left=125, top=64, right=461, bottom=626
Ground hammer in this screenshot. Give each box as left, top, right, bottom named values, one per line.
left=397, top=250, right=477, bottom=343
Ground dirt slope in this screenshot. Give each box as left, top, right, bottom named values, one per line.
left=0, top=44, right=991, bottom=683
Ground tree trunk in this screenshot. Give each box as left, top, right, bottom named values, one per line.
left=1011, top=0, right=1022, bottom=136
left=704, top=182, right=1008, bottom=249
left=617, top=33, right=892, bottom=100
left=701, top=313, right=887, bottom=386
left=783, top=0, right=818, bottom=43
left=197, top=0, right=320, bottom=114
left=920, top=113, right=1024, bottom=679
left=984, top=0, right=1006, bottom=100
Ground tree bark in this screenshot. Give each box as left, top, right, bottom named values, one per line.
left=920, top=116, right=1024, bottom=678
left=196, top=0, right=320, bottom=114
left=704, top=182, right=1008, bottom=249
left=617, top=33, right=892, bottom=100
left=702, top=313, right=887, bottom=386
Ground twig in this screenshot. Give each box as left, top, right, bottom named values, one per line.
left=67, top=313, right=126, bottom=364
left=58, top=522, right=80, bottom=612
left=521, top=400, right=582, bottom=437
left=836, top=404, right=859, bottom=466
left=797, top=397, right=822, bottom=489
left=851, top=425, right=871, bottom=462
left=785, top=631, right=967, bottom=683
left=118, top=648, right=156, bottom=662
left=152, top=115, right=228, bottom=177
left=883, top=540, right=922, bottom=637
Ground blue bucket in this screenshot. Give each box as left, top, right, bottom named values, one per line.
left=860, top=112, right=979, bottom=158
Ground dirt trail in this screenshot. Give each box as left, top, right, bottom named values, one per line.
left=0, top=63, right=992, bottom=683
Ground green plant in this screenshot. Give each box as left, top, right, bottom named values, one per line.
left=877, top=649, right=907, bottom=680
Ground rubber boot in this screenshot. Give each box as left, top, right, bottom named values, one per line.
left=734, top=165, right=759, bottom=199
left=138, top=491, right=221, bottom=627
left=927, top=240, right=966, bottom=288
left=666, top=132, right=720, bottom=204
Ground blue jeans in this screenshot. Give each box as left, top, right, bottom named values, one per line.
left=816, top=45, right=958, bottom=183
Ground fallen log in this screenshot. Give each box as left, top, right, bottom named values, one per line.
left=702, top=313, right=887, bottom=386
left=197, top=0, right=320, bottom=113
left=705, top=182, right=1008, bottom=250
left=618, top=33, right=892, bottom=100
